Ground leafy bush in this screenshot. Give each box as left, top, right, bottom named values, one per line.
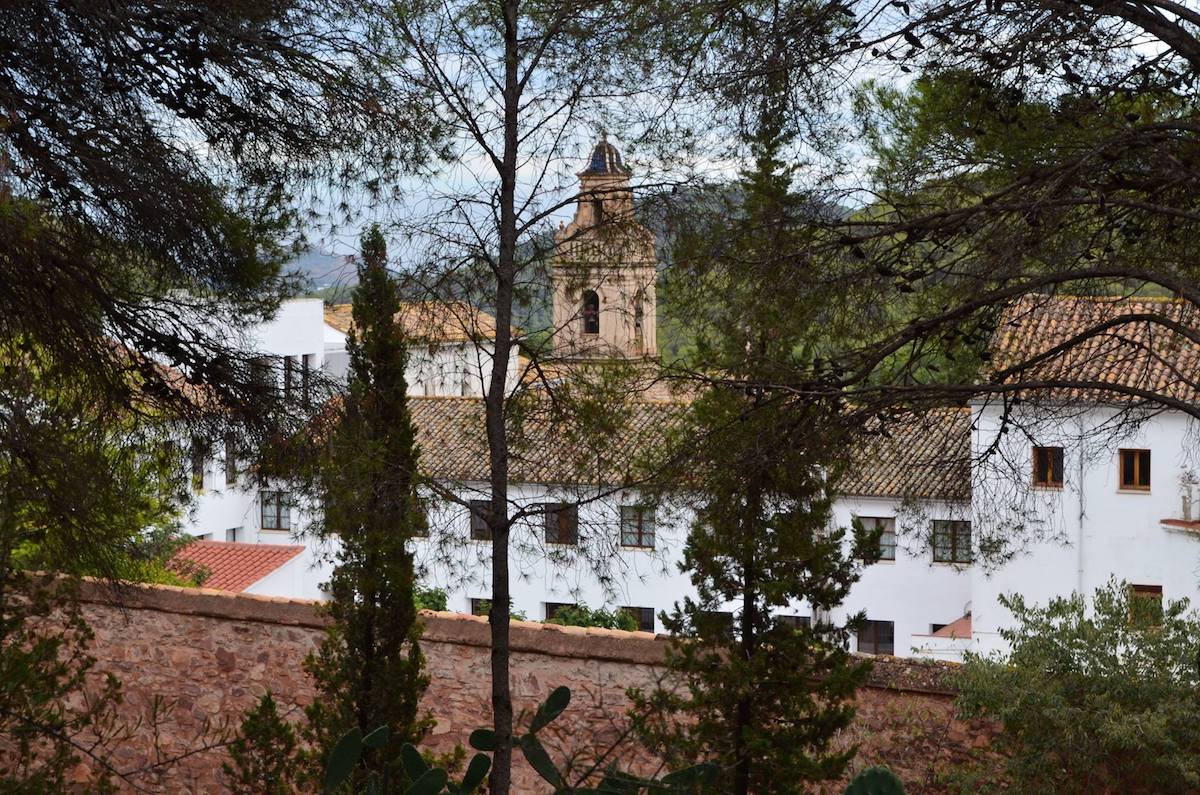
left=544, top=605, right=638, bottom=631
left=956, top=578, right=1200, bottom=793
left=415, top=586, right=448, bottom=612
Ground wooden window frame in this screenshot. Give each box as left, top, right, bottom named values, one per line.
left=261, top=490, right=291, bottom=531
left=468, top=500, right=491, bottom=541
left=619, top=505, right=655, bottom=549
left=860, top=516, right=896, bottom=562
left=541, top=503, right=579, bottom=545
left=621, top=606, right=656, bottom=633
left=857, top=620, right=895, bottom=656
left=1032, top=446, right=1065, bottom=488
left=1129, top=584, right=1163, bottom=624
left=1119, top=449, right=1152, bottom=491
left=932, top=520, right=972, bottom=564
left=469, top=598, right=490, bottom=617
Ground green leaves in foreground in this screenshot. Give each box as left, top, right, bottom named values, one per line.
left=325, top=685, right=718, bottom=793
left=844, top=766, right=905, bottom=795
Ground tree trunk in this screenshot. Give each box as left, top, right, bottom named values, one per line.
left=734, top=483, right=762, bottom=795
left=487, top=0, right=521, bottom=789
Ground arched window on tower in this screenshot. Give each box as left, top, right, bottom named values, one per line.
left=581, top=290, right=600, bottom=334
left=591, top=198, right=605, bottom=227
left=634, top=300, right=644, bottom=350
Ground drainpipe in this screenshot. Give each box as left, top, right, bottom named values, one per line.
left=1076, top=415, right=1086, bottom=596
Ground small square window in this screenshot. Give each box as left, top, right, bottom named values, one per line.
left=778, top=614, right=811, bottom=630
left=932, top=520, right=972, bottom=564
left=261, top=491, right=291, bottom=531
left=224, top=434, right=238, bottom=487
left=858, top=619, right=894, bottom=655
left=1130, top=584, right=1163, bottom=624
left=190, top=437, right=209, bottom=492
left=1032, top=446, right=1064, bottom=487
left=1120, top=449, right=1151, bottom=490
left=469, top=500, right=491, bottom=541
left=545, top=602, right=577, bottom=621
left=859, top=517, right=896, bottom=561
left=619, top=505, right=655, bottom=549
left=621, top=606, right=656, bottom=633
left=541, top=503, right=578, bottom=545
left=470, top=598, right=490, bottom=617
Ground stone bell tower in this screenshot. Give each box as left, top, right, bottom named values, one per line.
left=552, top=135, right=658, bottom=360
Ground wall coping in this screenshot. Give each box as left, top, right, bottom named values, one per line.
left=77, top=580, right=959, bottom=694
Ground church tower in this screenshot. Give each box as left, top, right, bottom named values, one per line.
left=552, top=135, right=658, bottom=360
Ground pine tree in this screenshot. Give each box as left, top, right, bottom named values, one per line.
left=303, top=226, right=432, bottom=790
left=634, top=109, right=878, bottom=794
left=224, top=693, right=300, bottom=795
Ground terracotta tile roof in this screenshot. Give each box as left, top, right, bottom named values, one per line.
left=409, top=397, right=970, bottom=500
left=841, top=408, right=972, bottom=501
left=171, top=540, right=304, bottom=592
left=324, top=301, right=500, bottom=344
left=931, top=613, right=971, bottom=639
left=989, top=295, right=1200, bottom=404
left=409, top=396, right=687, bottom=486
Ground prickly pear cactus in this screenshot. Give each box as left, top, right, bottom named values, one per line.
left=844, top=765, right=905, bottom=795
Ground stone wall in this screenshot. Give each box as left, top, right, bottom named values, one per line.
left=63, top=582, right=993, bottom=793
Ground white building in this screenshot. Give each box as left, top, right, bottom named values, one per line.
left=176, top=142, right=1200, bottom=662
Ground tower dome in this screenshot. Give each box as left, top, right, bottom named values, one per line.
left=579, top=134, right=630, bottom=176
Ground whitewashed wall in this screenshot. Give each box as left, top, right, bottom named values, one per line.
left=968, top=401, right=1200, bottom=656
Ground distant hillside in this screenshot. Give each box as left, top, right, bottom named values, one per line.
left=286, top=247, right=356, bottom=291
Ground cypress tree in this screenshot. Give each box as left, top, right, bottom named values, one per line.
left=635, top=108, right=879, bottom=793
left=303, top=226, right=432, bottom=790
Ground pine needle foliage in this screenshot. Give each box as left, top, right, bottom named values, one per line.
left=634, top=115, right=877, bottom=794
left=223, top=693, right=300, bottom=795
left=303, top=226, right=432, bottom=791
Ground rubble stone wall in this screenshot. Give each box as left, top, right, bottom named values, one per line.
left=66, top=582, right=993, bottom=793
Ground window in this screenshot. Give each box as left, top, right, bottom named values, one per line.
left=224, top=433, right=238, bottom=487
left=932, top=520, right=972, bottom=564
left=283, top=356, right=295, bottom=399
left=1130, top=584, right=1163, bottom=624
left=545, top=602, right=577, bottom=621
left=190, top=437, right=208, bottom=492
left=857, top=620, right=894, bottom=655
left=469, top=500, right=491, bottom=541
left=261, top=491, right=291, bottom=531
left=778, top=614, right=811, bottom=630
left=301, top=354, right=314, bottom=408
left=591, top=198, right=605, bottom=226
left=225, top=527, right=240, bottom=543
left=541, top=503, right=578, bottom=545
left=1033, top=446, right=1065, bottom=487
left=619, top=505, right=655, bottom=548
left=930, top=623, right=948, bottom=634
left=621, top=607, right=656, bottom=633
left=470, top=598, right=490, bottom=617
left=859, top=516, right=896, bottom=562
left=1120, top=449, right=1151, bottom=490
left=250, top=356, right=273, bottom=391
left=581, top=290, right=600, bottom=334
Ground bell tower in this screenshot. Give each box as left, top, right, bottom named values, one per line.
left=552, top=135, right=658, bottom=360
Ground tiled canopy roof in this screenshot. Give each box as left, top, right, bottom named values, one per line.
left=840, top=408, right=972, bottom=502
left=409, top=396, right=686, bottom=486
left=324, top=301, right=500, bottom=344
left=409, top=397, right=971, bottom=500
left=989, top=295, right=1200, bottom=405
left=170, top=540, right=304, bottom=592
